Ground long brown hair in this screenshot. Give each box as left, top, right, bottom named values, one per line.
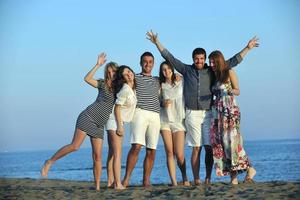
left=104, top=62, right=118, bottom=92
left=114, top=65, right=136, bottom=97
left=159, top=61, right=176, bottom=85
left=208, top=50, right=229, bottom=83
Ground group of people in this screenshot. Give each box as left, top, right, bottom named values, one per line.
left=41, top=31, right=259, bottom=191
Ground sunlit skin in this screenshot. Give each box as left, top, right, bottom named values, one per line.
left=122, top=68, right=135, bottom=84
left=107, top=67, right=117, bottom=81
left=162, top=64, right=173, bottom=82
left=193, top=54, right=206, bottom=70
left=141, top=56, right=154, bottom=76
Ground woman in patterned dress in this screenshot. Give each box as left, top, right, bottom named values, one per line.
left=209, top=49, right=257, bottom=185
left=41, top=53, right=118, bottom=191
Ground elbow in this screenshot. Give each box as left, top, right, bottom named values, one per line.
left=235, top=90, right=240, bottom=96
left=84, top=76, right=90, bottom=83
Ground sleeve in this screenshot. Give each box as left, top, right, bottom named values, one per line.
left=97, top=79, right=105, bottom=89
left=161, top=49, right=187, bottom=74
left=226, top=53, right=243, bottom=69
left=115, top=85, right=128, bottom=106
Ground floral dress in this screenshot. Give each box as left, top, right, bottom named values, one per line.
left=210, top=81, right=251, bottom=176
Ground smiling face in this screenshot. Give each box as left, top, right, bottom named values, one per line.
left=122, top=67, right=135, bottom=83
left=141, top=55, right=154, bottom=75
left=162, top=63, right=173, bottom=80
left=193, top=54, right=206, bottom=69
left=107, top=66, right=117, bottom=80
left=209, top=58, right=216, bottom=72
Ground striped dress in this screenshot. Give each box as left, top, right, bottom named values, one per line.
left=135, top=73, right=160, bottom=113
left=76, top=79, right=115, bottom=139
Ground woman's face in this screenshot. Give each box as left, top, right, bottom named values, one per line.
left=209, top=58, right=216, bottom=72
left=162, top=64, right=173, bottom=79
left=122, top=68, right=135, bottom=83
left=107, top=67, right=117, bottom=80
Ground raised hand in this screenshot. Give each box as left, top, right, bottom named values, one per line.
left=247, top=36, right=259, bottom=49
left=96, top=52, right=107, bottom=66
left=146, top=30, right=159, bottom=45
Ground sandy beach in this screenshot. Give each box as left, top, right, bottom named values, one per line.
left=0, top=178, right=299, bottom=200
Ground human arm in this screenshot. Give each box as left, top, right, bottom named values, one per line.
left=114, top=104, right=124, bottom=136
left=229, top=69, right=240, bottom=96
left=226, top=36, right=259, bottom=68
left=146, top=30, right=186, bottom=74
left=84, top=53, right=107, bottom=88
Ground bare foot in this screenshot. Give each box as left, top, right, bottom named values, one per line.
left=230, top=172, right=238, bottom=185
left=114, top=183, right=126, bottom=190
left=122, top=179, right=129, bottom=188
left=143, top=182, right=152, bottom=188
left=194, top=179, right=201, bottom=186
left=107, top=181, right=115, bottom=188
left=182, top=181, right=191, bottom=186
left=204, top=178, right=211, bottom=185
left=244, top=167, right=256, bottom=183
left=41, top=160, right=52, bottom=177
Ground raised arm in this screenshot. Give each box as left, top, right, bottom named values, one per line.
left=146, top=30, right=187, bottom=74
left=84, top=53, right=107, bottom=88
left=229, top=69, right=240, bottom=96
left=239, top=36, right=259, bottom=58
left=226, top=36, right=259, bottom=68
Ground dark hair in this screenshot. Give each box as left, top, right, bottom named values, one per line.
left=208, top=50, right=229, bottom=83
left=140, top=51, right=154, bottom=64
left=114, top=65, right=136, bottom=97
left=159, top=61, right=176, bottom=85
left=192, top=48, right=206, bottom=59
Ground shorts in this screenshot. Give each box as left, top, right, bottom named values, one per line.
left=185, top=109, right=212, bottom=147
left=160, top=121, right=185, bottom=132
left=130, top=108, right=160, bottom=149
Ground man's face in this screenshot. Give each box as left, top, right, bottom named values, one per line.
left=193, top=54, right=206, bottom=70
left=141, top=55, right=154, bottom=74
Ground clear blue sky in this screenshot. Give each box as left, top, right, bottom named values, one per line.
left=1, top=0, right=299, bottom=151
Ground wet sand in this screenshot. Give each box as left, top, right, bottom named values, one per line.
left=0, top=178, right=299, bottom=199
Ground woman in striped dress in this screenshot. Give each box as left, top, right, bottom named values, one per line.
left=41, top=53, right=118, bottom=191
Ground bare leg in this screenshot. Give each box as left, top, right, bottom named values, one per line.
left=106, top=131, right=114, bottom=187
left=191, top=146, right=201, bottom=185
left=204, top=145, right=213, bottom=184
left=41, top=128, right=86, bottom=177
left=230, top=171, right=238, bottom=185
left=161, top=130, right=177, bottom=186
left=110, top=132, right=125, bottom=190
left=173, top=131, right=190, bottom=186
left=122, top=144, right=142, bottom=187
left=244, top=167, right=256, bottom=182
left=143, top=148, right=156, bottom=187
left=90, top=137, right=103, bottom=191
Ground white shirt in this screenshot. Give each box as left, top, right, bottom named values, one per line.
left=160, top=80, right=185, bottom=123
left=111, top=83, right=137, bottom=123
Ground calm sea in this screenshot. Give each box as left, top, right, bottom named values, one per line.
left=0, top=139, right=299, bottom=184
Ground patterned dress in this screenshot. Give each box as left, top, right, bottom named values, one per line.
left=76, top=79, right=115, bottom=139
left=210, top=81, right=251, bottom=176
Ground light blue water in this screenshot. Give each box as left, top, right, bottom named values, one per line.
left=0, top=139, right=299, bottom=184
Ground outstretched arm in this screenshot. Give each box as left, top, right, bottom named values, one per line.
left=239, top=36, right=259, bottom=58
left=84, top=53, right=107, bottom=88
left=146, top=30, right=165, bottom=53
left=226, top=36, right=259, bottom=68
left=146, top=30, right=187, bottom=74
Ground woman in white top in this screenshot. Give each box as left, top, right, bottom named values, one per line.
left=106, top=65, right=137, bottom=189
left=159, top=61, right=190, bottom=186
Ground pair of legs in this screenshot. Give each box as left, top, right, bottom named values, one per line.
left=122, top=144, right=156, bottom=187
left=191, top=145, right=213, bottom=185
left=41, top=128, right=103, bottom=191
left=161, top=130, right=189, bottom=186
left=106, top=130, right=124, bottom=189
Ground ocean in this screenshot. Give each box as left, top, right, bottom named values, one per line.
left=0, top=139, right=299, bottom=184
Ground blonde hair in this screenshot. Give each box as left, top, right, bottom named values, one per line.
left=104, top=62, right=118, bottom=92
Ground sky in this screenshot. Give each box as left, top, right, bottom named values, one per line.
left=0, top=0, right=299, bottom=152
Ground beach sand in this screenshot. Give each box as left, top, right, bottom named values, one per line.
left=0, top=178, right=299, bottom=199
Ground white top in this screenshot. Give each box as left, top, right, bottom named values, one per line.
left=110, top=83, right=137, bottom=123
left=160, top=80, right=185, bottom=123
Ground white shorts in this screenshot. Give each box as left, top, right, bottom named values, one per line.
left=130, top=108, right=160, bottom=149
left=185, top=109, right=212, bottom=147
left=160, top=121, right=186, bottom=132
left=106, top=114, right=125, bottom=131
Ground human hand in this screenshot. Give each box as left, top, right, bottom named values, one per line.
left=96, top=52, right=107, bottom=66
left=163, top=99, right=172, bottom=107
left=146, top=30, right=159, bottom=44
left=247, top=36, right=259, bottom=49
left=116, top=125, right=124, bottom=137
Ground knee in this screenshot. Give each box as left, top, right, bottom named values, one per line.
left=93, top=153, right=102, bottom=162
left=147, top=149, right=156, bottom=159
left=176, top=154, right=185, bottom=164
left=204, top=145, right=213, bottom=154
left=192, top=147, right=201, bottom=154
left=131, top=144, right=142, bottom=155
left=165, top=150, right=174, bottom=158
left=70, top=144, right=80, bottom=152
